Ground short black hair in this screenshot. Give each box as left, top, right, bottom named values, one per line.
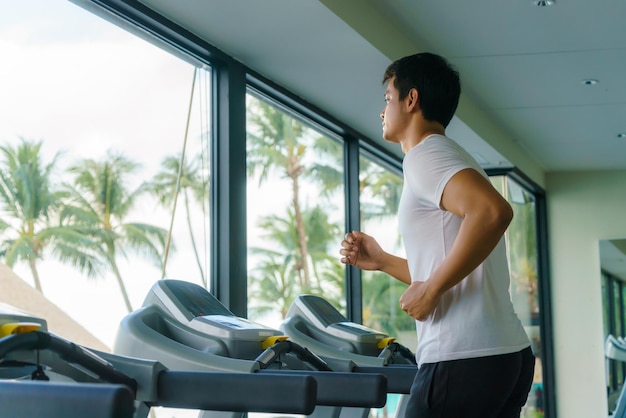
left=383, top=53, right=461, bottom=127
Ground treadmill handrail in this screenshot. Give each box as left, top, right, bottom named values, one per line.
left=378, top=342, right=417, bottom=365
left=254, top=339, right=332, bottom=371
left=0, top=380, right=135, bottom=418
left=353, top=365, right=418, bottom=394
left=0, top=331, right=137, bottom=393
left=259, top=369, right=387, bottom=408
left=155, top=370, right=317, bottom=414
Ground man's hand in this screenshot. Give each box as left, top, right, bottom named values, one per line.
left=339, top=231, right=384, bottom=271
left=399, top=281, right=441, bottom=321
left=340, top=231, right=412, bottom=285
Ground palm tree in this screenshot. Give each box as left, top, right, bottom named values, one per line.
left=357, top=157, right=410, bottom=336
left=248, top=205, right=343, bottom=319
left=246, top=97, right=409, bottom=331
left=145, top=153, right=209, bottom=287
left=358, top=157, right=403, bottom=222
left=0, top=139, right=96, bottom=294
left=247, top=97, right=314, bottom=292
left=61, top=151, right=168, bottom=313
left=248, top=251, right=299, bottom=319
left=362, top=270, right=414, bottom=338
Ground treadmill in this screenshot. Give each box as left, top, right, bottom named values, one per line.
left=281, top=294, right=418, bottom=418
left=0, top=302, right=317, bottom=418
left=113, top=279, right=389, bottom=418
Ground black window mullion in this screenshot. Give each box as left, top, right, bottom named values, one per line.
left=605, top=273, right=618, bottom=390
left=344, top=136, right=362, bottom=323
left=616, top=280, right=625, bottom=336
left=210, top=61, right=248, bottom=317
left=620, top=280, right=626, bottom=386
left=535, top=185, right=557, bottom=418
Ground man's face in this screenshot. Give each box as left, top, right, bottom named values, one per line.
left=380, top=78, right=405, bottom=144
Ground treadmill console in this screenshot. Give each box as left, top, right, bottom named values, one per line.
left=143, top=279, right=282, bottom=346
left=287, top=295, right=388, bottom=345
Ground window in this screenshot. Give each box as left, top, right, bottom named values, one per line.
left=492, top=175, right=546, bottom=418
left=358, top=151, right=412, bottom=418
left=358, top=152, right=414, bottom=349
left=0, top=0, right=212, bottom=348
left=603, top=270, right=626, bottom=398
left=246, top=91, right=345, bottom=327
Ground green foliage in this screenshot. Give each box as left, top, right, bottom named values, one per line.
left=60, top=151, right=168, bottom=311
left=0, top=141, right=169, bottom=312
left=144, top=153, right=209, bottom=285
left=248, top=205, right=344, bottom=318
left=0, top=139, right=71, bottom=291
left=246, top=94, right=347, bottom=320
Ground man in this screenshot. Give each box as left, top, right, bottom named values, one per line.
left=339, top=53, right=534, bottom=418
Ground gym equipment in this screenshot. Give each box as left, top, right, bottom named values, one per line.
left=606, top=334, right=626, bottom=418
left=0, top=380, right=135, bottom=418
left=281, top=294, right=418, bottom=417
left=0, top=303, right=317, bottom=418
left=114, top=279, right=389, bottom=418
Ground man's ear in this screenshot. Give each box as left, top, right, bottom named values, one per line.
left=406, top=88, right=419, bottom=111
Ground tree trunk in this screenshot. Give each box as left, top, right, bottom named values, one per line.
left=291, top=176, right=310, bottom=292
left=110, top=258, right=133, bottom=313
left=184, top=189, right=206, bottom=288
left=28, top=258, right=43, bottom=294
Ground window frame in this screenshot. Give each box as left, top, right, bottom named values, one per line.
left=489, top=167, right=555, bottom=418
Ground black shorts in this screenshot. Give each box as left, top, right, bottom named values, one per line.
left=403, top=346, right=535, bottom=418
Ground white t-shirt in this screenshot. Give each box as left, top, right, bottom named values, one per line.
left=398, top=134, right=530, bottom=366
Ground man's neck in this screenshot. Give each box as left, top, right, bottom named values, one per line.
left=400, top=121, right=445, bottom=154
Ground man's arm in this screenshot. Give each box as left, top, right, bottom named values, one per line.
left=379, top=253, right=412, bottom=285
left=340, top=231, right=412, bottom=285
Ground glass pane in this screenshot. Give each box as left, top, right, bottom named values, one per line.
left=358, top=154, right=412, bottom=418
left=0, top=0, right=211, bottom=348
left=492, top=175, right=544, bottom=418
left=359, top=154, right=414, bottom=349
left=613, top=279, right=624, bottom=390
left=1, top=2, right=212, bottom=417
left=615, top=281, right=624, bottom=339
left=603, top=272, right=610, bottom=339
left=603, top=272, right=626, bottom=405
left=246, top=92, right=345, bottom=329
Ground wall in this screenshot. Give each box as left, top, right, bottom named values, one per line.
left=547, top=170, right=626, bottom=418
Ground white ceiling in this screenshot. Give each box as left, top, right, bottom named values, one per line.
left=371, top=0, right=626, bottom=173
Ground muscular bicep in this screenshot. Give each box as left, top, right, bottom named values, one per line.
left=440, top=168, right=512, bottom=223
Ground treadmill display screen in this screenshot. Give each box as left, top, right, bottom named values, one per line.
left=164, top=280, right=233, bottom=318
left=301, top=295, right=347, bottom=327
left=331, top=322, right=381, bottom=336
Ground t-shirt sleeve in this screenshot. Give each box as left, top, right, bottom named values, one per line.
left=403, top=139, right=473, bottom=209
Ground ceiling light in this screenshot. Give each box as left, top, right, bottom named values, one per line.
left=581, top=79, right=599, bottom=86
left=534, top=0, right=555, bottom=6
